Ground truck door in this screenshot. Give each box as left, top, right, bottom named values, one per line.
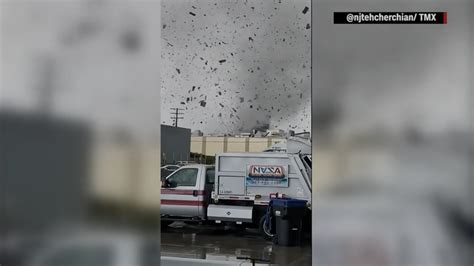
left=160, top=167, right=203, bottom=217
left=199, top=167, right=215, bottom=217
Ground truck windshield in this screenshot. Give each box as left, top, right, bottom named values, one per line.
left=167, top=168, right=198, bottom=187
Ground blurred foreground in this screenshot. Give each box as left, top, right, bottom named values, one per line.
left=312, top=139, right=473, bottom=265
left=1, top=1, right=162, bottom=265
left=312, top=1, right=473, bottom=265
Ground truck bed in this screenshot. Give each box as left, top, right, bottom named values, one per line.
left=215, top=152, right=311, bottom=204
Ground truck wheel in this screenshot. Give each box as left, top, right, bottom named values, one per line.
left=259, top=216, right=274, bottom=241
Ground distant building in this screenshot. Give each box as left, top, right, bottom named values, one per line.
left=191, top=130, right=203, bottom=136
left=161, top=125, right=191, bottom=164
left=190, top=136, right=285, bottom=156
left=189, top=130, right=312, bottom=156
left=265, top=129, right=286, bottom=137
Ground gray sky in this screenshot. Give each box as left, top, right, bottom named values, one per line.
left=161, top=0, right=311, bottom=134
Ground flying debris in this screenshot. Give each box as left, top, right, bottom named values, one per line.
left=161, top=0, right=311, bottom=133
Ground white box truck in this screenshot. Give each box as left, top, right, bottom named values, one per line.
left=160, top=137, right=312, bottom=239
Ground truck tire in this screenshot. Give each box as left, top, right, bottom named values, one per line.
left=259, top=216, right=274, bottom=241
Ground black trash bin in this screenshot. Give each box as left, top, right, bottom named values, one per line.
left=272, top=198, right=307, bottom=246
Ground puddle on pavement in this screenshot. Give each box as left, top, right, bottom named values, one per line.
left=161, top=222, right=311, bottom=265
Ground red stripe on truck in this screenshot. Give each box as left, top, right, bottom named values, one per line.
left=161, top=189, right=205, bottom=195
left=161, top=200, right=204, bottom=206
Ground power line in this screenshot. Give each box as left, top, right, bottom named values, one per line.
left=170, top=107, right=184, bottom=127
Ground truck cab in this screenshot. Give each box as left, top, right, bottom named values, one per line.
left=160, top=165, right=215, bottom=219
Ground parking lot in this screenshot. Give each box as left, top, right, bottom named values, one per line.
left=161, top=222, right=312, bottom=265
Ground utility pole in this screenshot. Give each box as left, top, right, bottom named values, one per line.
left=170, top=108, right=184, bottom=127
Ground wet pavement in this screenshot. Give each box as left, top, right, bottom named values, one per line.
left=161, top=222, right=311, bottom=265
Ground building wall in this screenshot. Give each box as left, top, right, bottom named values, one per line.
left=190, top=136, right=285, bottom=156
left=1, top=111, right=89, bottom=231
left=205, top=137, right=226, bottom=155
left=226, top=137, right=247, bottom=153
left=161, top=125, right=191, bottom=164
